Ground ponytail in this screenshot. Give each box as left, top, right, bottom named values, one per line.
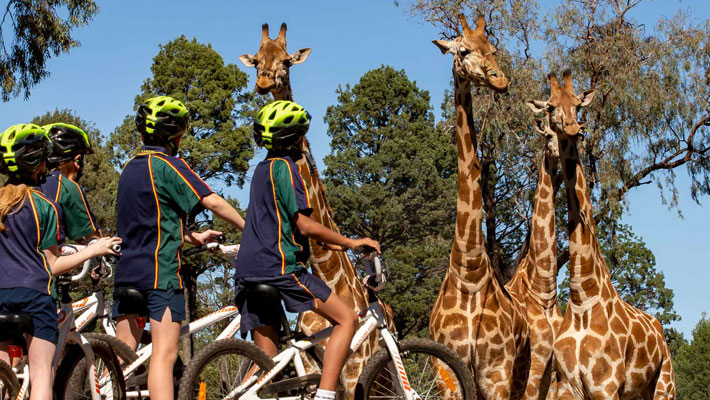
left=0, top=184, right=28, bottom=232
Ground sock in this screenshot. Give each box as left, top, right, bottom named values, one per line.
left=314, top=389, right=336, bottom=400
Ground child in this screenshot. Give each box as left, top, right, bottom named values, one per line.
left=0, top=124, right=121, bottom=400
left=113, top=96, right=245, bottom=400
left=235, top=100, right=380, bottom=400
left=39, top=123, right=100, bottom=243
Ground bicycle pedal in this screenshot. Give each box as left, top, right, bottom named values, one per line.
left=259, top=374, right=321, bottom=398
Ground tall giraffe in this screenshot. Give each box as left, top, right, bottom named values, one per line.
left=429, top=14, right=531, bottom=400
left=505, top=118, right=564, bottom=400
left=527, top=70, right=675, bottom=399
left=239, top=23, right=392, bottom=398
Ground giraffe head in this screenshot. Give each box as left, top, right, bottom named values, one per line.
left=239, top=23, right=311, bottom=98
left=432, top=14, right=508, bottom=92
left=525, top=70, right=596, bottom=139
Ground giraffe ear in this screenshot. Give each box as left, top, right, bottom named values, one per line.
left=289, top=48, right=311, bottom=65
left=432, top=40, right=454, bottom=55
left=239, top=54, right=256, bottom=68
left=525, top=100, right=548, bottom=114
left=578, top=89, right=596, bottom=107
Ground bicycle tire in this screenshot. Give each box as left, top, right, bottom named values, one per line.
left=177, top=338, right=275, bottom=400
left=0, top=359, right=20, bottom=400
left=54, top=337, right=126, bottom=400
left=355, top=338, right=475, bottom=400
left=83, top=332, right=147, bottom=397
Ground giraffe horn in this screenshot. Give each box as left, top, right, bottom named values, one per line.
left=261, top=23, right=269, bottom=44
left=474, top=14, right=486, bottom=33
left=562, top=69, right=575, bottom=92
left=548, top=73, right=561, bottom=97
left=277, top=23, right=287, bottom=46
left=458, top=14, right=473, bottom=36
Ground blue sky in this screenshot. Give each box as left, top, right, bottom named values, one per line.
left=1, top=0, right=707, bottom=338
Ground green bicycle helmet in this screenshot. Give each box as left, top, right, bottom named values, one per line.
left=135, top=95, right=190, bottom=144
left=44, top=123, right=93, bottom=166
left=254, top=100, right=311, bottom=150
left=0, top=124, right=51, bottom=182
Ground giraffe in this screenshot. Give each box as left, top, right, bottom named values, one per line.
left=239, top=23, right=393, bottom=398
left=526, top=70, right=675, bottom=399
left=504, top=117, right=564, bottom=400
left=429, top=14, right=531, bottom=400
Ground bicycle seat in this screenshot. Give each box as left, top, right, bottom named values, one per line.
left=241, top=283, right=293, bottom=340
left=0, top=312, right=34, bottom=339
left=114, top=287, right=148, bottom=316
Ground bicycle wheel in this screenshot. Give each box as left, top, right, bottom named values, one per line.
left=177, top=338, right=274, bottom=400
left=54, top=337, right=126, bottom=400
left=83, top=333, right=146, bottom=398
left=355, top=338, right=475, bottom=400
left=0, top=359, right=19, bottom=400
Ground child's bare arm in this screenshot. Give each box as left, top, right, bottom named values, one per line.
left=294, top=213, right=380, bottom=253
left=44, top=237, right=122, bottom=276
left=201, top=193, right=245, bottom=231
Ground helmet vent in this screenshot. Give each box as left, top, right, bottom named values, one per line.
left=298, top=117, right=307, bottom=124
left=282, top=103, right=289, bottom=110
left=269, top=110, right=277, bottom=120
left=284, top=115, right=294, bottom=124
left=157, top=99, right=165, bottom=106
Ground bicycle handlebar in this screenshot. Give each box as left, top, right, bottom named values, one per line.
left=59, top=243, right=121, bottom=282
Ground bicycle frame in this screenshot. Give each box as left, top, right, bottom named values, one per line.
left=224, top=300, right=416, bottom=400
left=73, top=290, right=116, bottom=335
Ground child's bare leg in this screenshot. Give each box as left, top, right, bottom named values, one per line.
left=115, top=315, right=143, bottom=352
left=148, top=309, right=180, bottom=400
left=26, top=335, right=55, bottom=400
left=313, top=294, right=358, bottom=391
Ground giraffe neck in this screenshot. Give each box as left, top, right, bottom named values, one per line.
left=451, top=72, right=488, bottom=277
left=558, top=137, right=607, bottom=306
left=525, top=151, right=558, bottom=303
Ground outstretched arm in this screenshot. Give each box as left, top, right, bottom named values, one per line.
left=44, top=237, right=122, bottom=276
left=295, top=213, right=380, bottom=253
left=201, top=193, right=245, bottom=231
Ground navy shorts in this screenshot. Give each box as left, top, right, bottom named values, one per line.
left=112, top=283, right=186, bottom=322
left=0, top=288, right=58, bottom=344
left=235, top=269, right=332, bottom=338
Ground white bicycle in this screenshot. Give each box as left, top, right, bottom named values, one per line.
left=76, top=241, right=242, bottom=399
left=176, top=247, right=475, bottom=400
left=0, top=248, right=125, bottom=400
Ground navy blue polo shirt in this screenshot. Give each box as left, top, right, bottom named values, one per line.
left=235, top=156, right=312, bottom=278
left=115, top=146, right=213, bottom=291
left=39, top=170, right=98, bottom=241
left=0, top=188, right=61, bottom=295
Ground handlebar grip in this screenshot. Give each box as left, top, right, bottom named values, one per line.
left=353, top=245, right=377, bottom=255
left=183, top=245, right=208, bottom=257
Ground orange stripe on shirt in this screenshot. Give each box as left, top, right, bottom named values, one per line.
left=66, top=177, right=97, bottom=232
left=28, top=191, right=53, bottom=295
left=291, top=273, right=317, bottom=308
left=148, top=155, right=162, bottom=289
left=270, top=160, right=287, bottom=275
left=153, top=155, right=204, bottom=199
left=33, top=190, right=61, bottom=242
left=55, top=174, right=62, bottom=203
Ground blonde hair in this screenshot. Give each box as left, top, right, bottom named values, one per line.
left=0, top=184, right=28, bottom=232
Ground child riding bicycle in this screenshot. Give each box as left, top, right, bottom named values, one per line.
left=235, top=100, right=380, bottom=400
left=0, top=123, right=121, bottom=400
left=113, top=95, right=246, bottom=400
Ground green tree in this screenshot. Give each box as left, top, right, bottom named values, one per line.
left=31, top=108, right=118, bottom=233
left=323, top=65, right=458, bottom=336
left=674, top=314, right=710, bottom=399
left=108, top=35, right=256, bottom=357
left=0, top=0, right=98, bottom=101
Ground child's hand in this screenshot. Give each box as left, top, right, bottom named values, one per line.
left=189, top=229, right=223, bottom=246
left=349, top=238, right=381, bottom=254
left=88, top=237, right=122, bottom=257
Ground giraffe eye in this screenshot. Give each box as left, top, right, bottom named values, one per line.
left=459, top=48, right=470, bottom=56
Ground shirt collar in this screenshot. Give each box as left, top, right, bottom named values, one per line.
left=140, top=145, right=169, bottom=154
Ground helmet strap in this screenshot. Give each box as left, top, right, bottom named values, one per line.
left=75, top=155, right=85, bottom=182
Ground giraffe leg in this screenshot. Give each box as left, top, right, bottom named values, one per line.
left=522, top=348, right=551, bottom=399
left=554, top=369, right=578, bottom=400
left=652, top=356, right=675, bottom=400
